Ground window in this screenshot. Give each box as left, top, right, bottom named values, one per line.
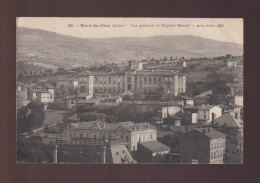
left=144, top=77, right=147, bottom=82
left=126, top=136, right=129, bottom=142
left=94, top=135, right=96, bottom=139
left=204, top=115, right=206, bottom=119
left=151, top=134, right=153, bottom=140
left=109, top=77, right=111, bottom=82
left=159, top=77, right=161, bottom=82
left=71, top=101, right=74, bottom=104
left=154, top=77, right=156, bottom=82
left=135, top=77, right=137, bottom=82
left=103, top=135, right=106, bottom=139
left=167, top=83, right=170, bottom=88
left=149, top=77, right=151, bottom=82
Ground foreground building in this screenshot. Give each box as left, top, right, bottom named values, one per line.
left=180, top=127, right=226, bottom=164
left=137, top=141, right=171, bottom=163
left=62, top=121, right=157, bottom=151
left=55, top=139, right=135, bottom=164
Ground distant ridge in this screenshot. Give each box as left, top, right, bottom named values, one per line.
left=17, top=27, right=243, bottom=69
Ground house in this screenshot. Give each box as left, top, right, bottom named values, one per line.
left=62, top=121, right=157, bottom=151
left=161, top=106, right=181, bottom=119
left=137, top=141, right=171, bottom=163
left=62, top=96, right=76, bottom=109
left=179, top=95, right=194, bottom=105
left=182, top=105, right=199, bottom=125
left=230, top=84, right=243, bottom=97
left=214, top=111, right=243, bottom=137
left=234, top=95, right=243, bottom=107
left=98, top=95, right=123, bottom=103
left=182, top=61, right=187, bottom=68
left=16, top=82, right=30, bottom=108
left=227, top=60, right=238, bottom=68
left=197, top=105, right=222, bottom=124
left=180, top=127, right=226, bottom=164
left=28, top=83, right=55, bottom=104
left=56, top=78, right=79, bottom=89
left=163, top=111, right=182, bottom=126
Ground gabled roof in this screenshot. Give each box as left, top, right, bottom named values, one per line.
left=139, top=141, right=171, bottom=153
left=193, top=127, right=226, bottom=139
left=198, top=105, right=216, bottom=110
left=66, top=121, right=156, bottom=132
left=135, top=70, right=178, bottom=76
left=215, top=112, right=243, bottom=128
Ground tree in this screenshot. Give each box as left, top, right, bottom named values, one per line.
left=79, top=112, right=105, bottom=122
left=17, top=102, right=45, bottom=134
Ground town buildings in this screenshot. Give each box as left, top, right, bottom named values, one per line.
left=55, top=139, right=135, bottom=164
left=180, top=127, right=226, bottom=164
left=214, top=111, right=243, bottom=137
left=56, top=61, right=186, bottom=97
left=62, top=121, right=157, bottom=151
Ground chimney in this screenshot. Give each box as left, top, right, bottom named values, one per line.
left=147, top=123, right=150, bottom=129
left=212, top=113, right=215, bottom=125
left=202, top=129, right=206, bottom=134
left=128, top=60, right=132, bottom=70
left=134, top=125, right=137, bottom=130
left=53, top=145, right=58, bottom=164
left=235, top=112, right=238, bottom=119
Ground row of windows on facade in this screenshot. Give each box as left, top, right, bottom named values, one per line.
left=94, top=88, right=163, bottom=94
left=210, top=141, right=225, bottom=150
left=94, top=83, right=166, bottom=89
left=64, top=133, right=130, bottom=141
left=210, top=150, right=225, bottom=159
left=94, top=76, right=165, bottom=83
left=64, top=133, right=156, bottom=142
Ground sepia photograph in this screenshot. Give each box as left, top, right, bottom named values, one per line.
left=16, top=17, right=243, bottom=164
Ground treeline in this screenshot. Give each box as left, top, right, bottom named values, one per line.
left=77, top=104, right=157, bottom=123
left=17, top=102, right=45, bottom=134
left=16, top=61, right=46, bottom=75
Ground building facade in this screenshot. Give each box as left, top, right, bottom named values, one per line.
left=62, top=121, right=157, bottom=151
left=180, top=127, right=226, bottom=164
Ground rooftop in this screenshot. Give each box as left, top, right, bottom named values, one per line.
left=215, top=112, right=243, bottom=128
left=139, top=141, right=171, bottom=153
left=194, top=127, right=226, bottom=139
left=67, top=121, right=156, bottom=132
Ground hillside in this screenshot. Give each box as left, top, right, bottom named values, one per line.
left=16, top=27, right=243, bottom=69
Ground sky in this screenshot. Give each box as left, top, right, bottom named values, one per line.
left=17, top=18, right=243, bottom=45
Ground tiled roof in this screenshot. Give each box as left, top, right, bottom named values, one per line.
left=139, top=141, right=171, bottom=153
left=77, top=99, right=99, bottom=104
left=135, top=70, right=177, bottom=76
left=68, top=121, right=155, bottom=132
left=110, top=144, right=135, bottom=164
left=198, top=105, right=215, bottom=110
left=215, top=112, right=243, bottom=128
left=93, top=72, right=125, bottom=76
left=194, top=127, right=226, bottom=139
